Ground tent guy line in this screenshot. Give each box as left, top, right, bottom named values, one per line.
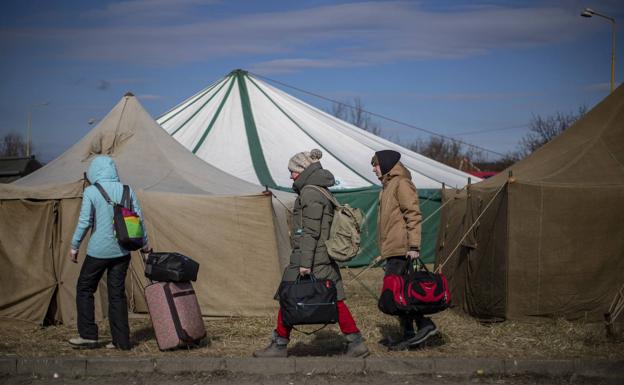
left=435, top=180, right=507, bottom=274
left=249, top=71, right=507, bottom=158
left=245, top=74, right=378, bottom=186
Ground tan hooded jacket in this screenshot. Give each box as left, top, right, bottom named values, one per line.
left=377, top=162, right=422, bottom=259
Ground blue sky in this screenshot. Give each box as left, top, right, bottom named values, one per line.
left=1, top=0, right=623, bottom=162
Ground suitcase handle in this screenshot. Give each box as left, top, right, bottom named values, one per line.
left=138, top=249, right=153, bottom=285
left=163, top=283, right=195, bottom=343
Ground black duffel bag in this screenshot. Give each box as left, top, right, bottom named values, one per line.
left=144, top=252, right=200, bottom=282
left=278, top=275, right=338, bottom=327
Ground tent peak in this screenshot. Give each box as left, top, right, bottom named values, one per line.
left=124, top=91, right=135, bottom=97
left=229, top=69, right=248, bottom=76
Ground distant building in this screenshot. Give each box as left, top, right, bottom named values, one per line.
left=0, top=156, right=43, bottom=183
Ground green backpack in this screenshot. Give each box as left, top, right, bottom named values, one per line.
left=303, top=185, right=364, bottom=262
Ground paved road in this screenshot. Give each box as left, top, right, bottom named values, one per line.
left=0, top=372, right=617, bottom=385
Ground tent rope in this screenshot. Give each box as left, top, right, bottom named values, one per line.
left=344, top=265, right=380, bottom=301
left=268, top=189, right=293, bottom=214
left=435, top=182, right=507, bottom=274
left=249, top=71, right=506, bottom=158
left=270, top=182, right=468, bottom=295
left=344, top=185, right=464, bottom=284
left=270, top=183, right=458, bottom=227
left=420, top=185, right=466, bottom=226
left=607, top=283, right=624, bottom=322
left=346, top=256, right=382, bottom=284
left=605, top=283, right=624, bottom=339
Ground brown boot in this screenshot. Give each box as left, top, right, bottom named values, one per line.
left=345, top=333, right=369, bottom=357
left=253, top=331, right=288, bottom=358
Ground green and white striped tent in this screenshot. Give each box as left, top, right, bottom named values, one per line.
left=158, top=69, right=476, bottom=265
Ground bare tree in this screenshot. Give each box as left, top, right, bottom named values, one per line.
left=474, top=151, right=521, bottom=172
left=0, top=133, right=28, bottom=157
left=519, top=106, right=587, bottom=156
left=410, top=137, right=461, bottom=167
left=408, top=136, right=487, bottom=170
left=330, top=97, right=382, bottom=136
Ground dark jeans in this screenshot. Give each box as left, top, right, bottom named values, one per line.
left=76, top=255, right=131, bottom=349
left=384, top=256, right=426, bottom=338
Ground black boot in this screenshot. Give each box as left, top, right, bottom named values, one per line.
left=386, top=316, right=415, bottom=350
left=389, top=315, right=437, bottom=351
left=408, top=316, right=438, bottom=346
left=400, top=315, right=415, bottom=340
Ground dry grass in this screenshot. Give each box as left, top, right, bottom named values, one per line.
left=1, top=267, right=622, bottom=358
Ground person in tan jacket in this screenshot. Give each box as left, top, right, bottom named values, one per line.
left=373, top=150, right=438, bottom=348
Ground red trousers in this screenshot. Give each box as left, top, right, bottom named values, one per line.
left=275, top=300, right=359, bottom=339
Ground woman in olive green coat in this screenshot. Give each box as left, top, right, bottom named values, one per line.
left=254, top=149, right=368, bottom=358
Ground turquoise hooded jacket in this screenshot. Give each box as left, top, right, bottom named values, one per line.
left=71, top=156, right=148, bottom=258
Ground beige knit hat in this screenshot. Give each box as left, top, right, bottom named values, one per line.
left=288, top=149, right=323, bottom=173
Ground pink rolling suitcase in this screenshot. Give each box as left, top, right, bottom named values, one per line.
left=144, top=281, right=206, bottom=350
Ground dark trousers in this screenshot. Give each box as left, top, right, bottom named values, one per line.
left=384, top=256, right=425, bottom=337
left=76, top=255, right=131, bottom=349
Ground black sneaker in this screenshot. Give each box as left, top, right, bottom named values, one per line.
left=388, top=322, right=438, bottom=351
left=407, top=320, right=438, bottom=346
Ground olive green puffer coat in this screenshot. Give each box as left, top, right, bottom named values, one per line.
left=279, top=162, right=345, bottom=300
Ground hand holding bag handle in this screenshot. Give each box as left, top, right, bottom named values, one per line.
left=413, top=257, right=429, bottom=272
left=295, top=273, right=317, bottom=284
left=286, top=273, right=337, bottom=335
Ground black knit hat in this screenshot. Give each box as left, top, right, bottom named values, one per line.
left=372, top=150, right=401, bottom=175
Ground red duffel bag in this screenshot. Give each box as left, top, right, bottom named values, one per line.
left=378, top=258, right=451, bottom=316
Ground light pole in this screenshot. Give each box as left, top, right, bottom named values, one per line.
left=26, top=101, right=49, bottom=157
left=581, top=8, right=616, bottom=93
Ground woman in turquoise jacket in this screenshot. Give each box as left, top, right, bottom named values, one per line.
left=68, top=156, right=148, bottom=350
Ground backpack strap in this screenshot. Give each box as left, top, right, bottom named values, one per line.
left=94, top=183, right=133, bottom=210
left=94, top=183, right=113, bottom=205
left=89, top=204, right=97, bottom=234
left=302, top=185, right=340, bottom=207
left=121, top=185, right=133, bottom=210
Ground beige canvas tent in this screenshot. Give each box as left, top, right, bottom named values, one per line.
left=0, top=93, right=282, bottom=325
left=436, top=85, right=624, bottom=321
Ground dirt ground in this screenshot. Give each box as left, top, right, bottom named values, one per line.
left=1, top=372, right=615, bottom=385
left=1, top=267, right=622, bottom=358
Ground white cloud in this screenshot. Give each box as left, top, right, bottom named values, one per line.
left=249, top=58, right=363, bottom=74
left=82, top=0, right=220, bottom=22
left=1, top=1, right=604, bottom=71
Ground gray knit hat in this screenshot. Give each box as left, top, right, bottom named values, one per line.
left=288, top=149, right=323, bottom=173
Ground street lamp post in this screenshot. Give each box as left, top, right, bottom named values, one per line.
left=26, top=101, right=49, bottom=157
left=581, top=8, right=617, bottom=93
